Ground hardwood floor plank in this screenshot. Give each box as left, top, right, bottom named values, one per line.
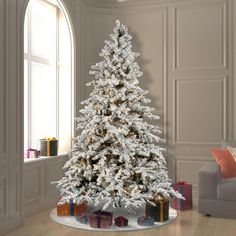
left=4, top=207, right=236, bottom=236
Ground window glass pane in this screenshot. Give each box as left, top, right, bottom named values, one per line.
left=31, top=0, right=56, bottom=61
left=30, top=62, right=57, bottom=148
left=24, top=60, right=28, bottom=150
left=58, top=12, right=72, bottom=153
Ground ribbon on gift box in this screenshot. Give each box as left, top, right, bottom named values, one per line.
left=153, top=195, right=165, bottom=222
left=44, top=137, right=57, bottom=156
left=70, top=200, right=74, bottom=216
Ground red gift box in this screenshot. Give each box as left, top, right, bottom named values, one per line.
left=89, top=210, right=113, bottom=228
left=114, top=216, right=128, bottom=227
left=171, top=181, right=192, bottom=210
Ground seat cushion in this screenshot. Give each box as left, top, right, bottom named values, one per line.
left=217, top=177, right=236, bottom=201
left=211, top=149, right=236, bottom=178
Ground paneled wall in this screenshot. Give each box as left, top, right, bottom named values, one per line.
left=0, top=0, right=235, bottom=234
left=0, top=0, right=77, bottom=234
left=79, top=0, right=234, bottom=199
left=24, top=155, right=68, bottom=218
left=0, top=0, right=24, bottom=234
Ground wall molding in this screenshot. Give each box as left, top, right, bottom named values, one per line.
left=173, top=76, right=227, bottom=145
left=172, top=0, right=227, bottom=71
left=80, top=0, right=226, bottom=10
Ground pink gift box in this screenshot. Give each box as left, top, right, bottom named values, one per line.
left=24, top=148, right=40, bottom=158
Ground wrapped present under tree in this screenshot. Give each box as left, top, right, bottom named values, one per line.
left=171, top=182, right=192, bottom=210
left=146, top=196, right=169, bottom=222
left=137, top=216, right=155, bottom=226
left=89, top=210, right=113, bottom=228
left=76, top=214, right=89, bottom=224
left=114, top=216, right=128, bottom=227
left=57, top=201, right=87, bottom=216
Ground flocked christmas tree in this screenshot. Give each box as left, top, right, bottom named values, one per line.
left=55, top=20, right=182, bottom=212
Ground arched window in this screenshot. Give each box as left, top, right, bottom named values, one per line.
left=24, top=0, right=73, bottom=156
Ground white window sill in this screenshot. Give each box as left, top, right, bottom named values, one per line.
left=24, top=153, right=69, bottom=164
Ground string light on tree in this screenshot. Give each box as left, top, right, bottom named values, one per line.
left=54, top=20, right=182, bottom=212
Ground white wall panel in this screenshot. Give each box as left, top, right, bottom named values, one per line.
left=173, top=0, right=227, bottom=70
left=23, top=155, right=68, bottom=218
left=24, top=166, right=42, bottom=204
left=174, top=77, right=226, bottom=144
left=0, top=0, right=7, bottom=161
left=45, top=159, right=65, bottom=196
left=0, top=177, right=7, bottom=220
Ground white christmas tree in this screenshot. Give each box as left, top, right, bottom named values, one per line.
left=55, top=20, right=182, bottom=211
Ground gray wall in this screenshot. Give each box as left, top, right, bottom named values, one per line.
left=79, top=0, right=236, bottom=199
left=0, top=0, right=235, bottom=234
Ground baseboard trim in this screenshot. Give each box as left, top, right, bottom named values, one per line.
left=23, top=194, right=59, bottom=218
left=0, top=216, right=23, bottom=236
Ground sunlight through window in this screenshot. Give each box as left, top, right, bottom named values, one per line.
left=24, top=0, right=73, bottom=156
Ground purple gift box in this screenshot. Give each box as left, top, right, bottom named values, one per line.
left=89, top=210, right=113, bottom=228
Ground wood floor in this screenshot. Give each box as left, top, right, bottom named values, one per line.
left=5, top=206, right=236, bottom=236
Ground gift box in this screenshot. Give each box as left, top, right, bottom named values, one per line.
left=89, top=210, right=113, bottom=228
left=114, top=216, right=128, bottom=227
left=24, top=148, right=40, bottom=158
left=57, top=201, right=87, bottom=216
left=171, top=181, right=192, bottom=210
left=39, top=137, right=58, bottom=156
left=146, top=197, right=169, bottom=222
left=137, top=216, right=155, bottom=226
left=76, top=214, right=89, bottom=224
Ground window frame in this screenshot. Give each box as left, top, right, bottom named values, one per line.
left=24, top=0, right=73, bottom=153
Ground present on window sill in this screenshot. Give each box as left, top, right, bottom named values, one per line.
left=24, top=148, right=40, bottom=159
left=39, top=137, right=58, bottom=156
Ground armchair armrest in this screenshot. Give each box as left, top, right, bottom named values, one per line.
left=198, top=161, right=221, bottom=199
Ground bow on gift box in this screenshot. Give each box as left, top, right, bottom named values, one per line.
left=44, top=137, right=57, bottom=156
left=176, top=181, right=188, bottom=185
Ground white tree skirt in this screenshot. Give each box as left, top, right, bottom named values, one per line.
left=50, top=206, right=177, bottom=232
